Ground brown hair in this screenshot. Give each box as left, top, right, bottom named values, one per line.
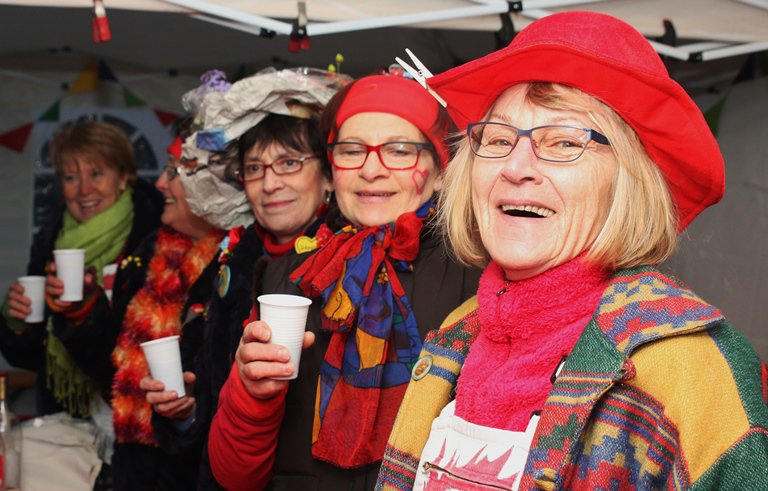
left=49, top=120, right=138, bottom=185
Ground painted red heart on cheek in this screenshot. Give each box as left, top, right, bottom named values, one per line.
left=411, top=169, right=429, bottom=195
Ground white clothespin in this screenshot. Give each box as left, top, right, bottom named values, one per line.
left=395, top=48, right=447, bottom=108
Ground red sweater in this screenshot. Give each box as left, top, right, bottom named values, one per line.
left=208, top=364, right=287, bottom=491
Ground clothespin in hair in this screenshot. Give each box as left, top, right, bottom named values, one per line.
left=92, top=0, right=111, bottom=43
left=395, top=49, right=447, bottom=107
left=289, top=1, right=310, bottom=53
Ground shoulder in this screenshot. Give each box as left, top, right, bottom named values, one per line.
left=422, top=296, right=481, bottom=358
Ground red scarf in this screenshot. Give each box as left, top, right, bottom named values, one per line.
left=456, top=256, right=610, bottom=431
left=112, top=227, right=224, bottom=445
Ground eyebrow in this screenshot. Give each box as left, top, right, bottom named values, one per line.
left=486, top=113, right=588, bottom=127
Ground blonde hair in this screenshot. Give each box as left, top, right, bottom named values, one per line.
left=438, top=82, right=678, bottom=271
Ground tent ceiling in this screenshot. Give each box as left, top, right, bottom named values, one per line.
left=6, top=0, right=767, bottom=61
left=1, top=1, right=765, bottom=90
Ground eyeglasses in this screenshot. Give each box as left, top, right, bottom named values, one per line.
left=236, top=155, right=316, bottom=182
left=164, top=165, right=182, bottom=181
left=328, top=141, right=432, bottom=170
left=467, top=122, right=610, bottom=163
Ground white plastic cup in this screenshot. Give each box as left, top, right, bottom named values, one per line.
left=140, top=335, right=186, bottom=397
left=17, top=275, right=46, bottom=323
left=257, top=294, right=312, bottom=380
left=53, top=249, right=85, bottom=302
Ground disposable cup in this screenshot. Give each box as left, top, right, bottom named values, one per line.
left=257, top=294, right=312, bottom=380
left=17, top=275, right=46, bottom=323
left=140, top=335, right=186, bottom=397
left=53, top=249, right=85, bottom=302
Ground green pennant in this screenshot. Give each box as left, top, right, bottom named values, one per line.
left=123, top=87, right=145, bottom=107
left=757, top=52, right=768, bottom=78
left=703, top=94, right=728, bottom=137
left=38, top=100, right=61, bottom=122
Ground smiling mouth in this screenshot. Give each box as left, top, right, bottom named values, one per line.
left=79, top=200, right=99, bottom=209
left=501, top=204, right=555, bottom=218
left=357, top=191, right=395, bottom=197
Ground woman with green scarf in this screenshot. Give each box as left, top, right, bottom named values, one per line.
left=0, top=120, right=163, bottom=420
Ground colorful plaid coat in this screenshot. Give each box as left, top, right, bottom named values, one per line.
left=377, top=267, right=768, bottom=490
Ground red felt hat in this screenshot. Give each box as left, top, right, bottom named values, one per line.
left=330, top=74, right=451, bottom=168
left=428, top=11, right=724, bottom=230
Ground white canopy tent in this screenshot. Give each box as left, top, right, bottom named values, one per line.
left=0, top=0, right=765, bottom=360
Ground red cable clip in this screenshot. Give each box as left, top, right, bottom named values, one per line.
left=92, top=0, right=111, bottom=43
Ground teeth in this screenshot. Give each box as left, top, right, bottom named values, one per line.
left=501, top=204, right=555, bottom=218
left=79, top=201, right=98, bottom=208
left=165, top=198, right=177, bottom=204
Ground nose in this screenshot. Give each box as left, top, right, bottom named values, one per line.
left=499, top=135, right=542, bottom=184
left=358, top=148, right=389, bottom=181
left=155, top=170, right=168, bottom=191
left=261, top=166, right=285, bottom=193
left=78, top=174, right=94, bottom=195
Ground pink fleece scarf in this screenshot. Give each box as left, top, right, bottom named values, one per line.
left=455, top=257, right=610, bottom=431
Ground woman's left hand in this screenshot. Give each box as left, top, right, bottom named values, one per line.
left=140, top=372, right=197, bottom=420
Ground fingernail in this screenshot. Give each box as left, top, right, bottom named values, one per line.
left=278, top=349, right=289, bottom=361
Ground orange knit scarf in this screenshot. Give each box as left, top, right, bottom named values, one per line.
left=111, top=226, right=224, bottom=445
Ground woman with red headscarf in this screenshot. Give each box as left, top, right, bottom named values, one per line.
left=207, top=74, right=482, bottom=490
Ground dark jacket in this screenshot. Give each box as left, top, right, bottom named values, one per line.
left=110, top=243, right=220, bottom=491
left=0, top=178, right=163, bottom=416
left=153, top=219, right=325, bottom=490
left=153, top=224, right=265, bottom=490
left=208, top=223, right=482, bottom=491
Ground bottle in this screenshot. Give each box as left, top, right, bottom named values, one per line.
left=0, top=374, right=20, bottom=491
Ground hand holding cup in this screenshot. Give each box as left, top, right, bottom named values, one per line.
left=236, top=320, right=315, bottom=400
left=140, top=372, right=196, bottom=420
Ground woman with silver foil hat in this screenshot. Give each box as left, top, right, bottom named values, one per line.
left=208, top=73, right=482, bottom=490
left=139, top=67, right=343, bottom=489
left=377, top=11, right=768, bottom=491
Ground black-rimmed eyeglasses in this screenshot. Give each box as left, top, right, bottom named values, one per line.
left=328, top=141, right=432, bottom=170
left=236, top=156, right=317, bottom=182
left=467, top=122, right=611, bottom=163
left=164, top=165, right=182, bottom=181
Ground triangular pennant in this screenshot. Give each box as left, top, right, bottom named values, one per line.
left=69, top=60, right=100, bottom=93
left=0, top=122, right=34, bottom=153
left=704, top=94, right=728, bottom=137
left=98, top=59, right=119, bottom=82
left=123, top=87, right=145, bottom=107
left=38, top=100, right=61, bottom=122
left=154, top=109, right=179, bottom=126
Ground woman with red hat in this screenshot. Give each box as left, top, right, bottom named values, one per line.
left=207, top=74, right=481, bottom=490
left=377, top=11, right=767, bottom=491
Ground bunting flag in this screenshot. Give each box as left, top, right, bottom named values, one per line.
left=39, top=100, right=61, bottom=122
left=98, top=59, right=119, bottom=82
left=0, top=123, right=34, bottom=153
left=123, top=87, right=145, bottom=107
left=69, top=59, right=100, bottom=93
left=1, top=58, right=179, bottom=154
left=154, top=109, right=179, bottom=126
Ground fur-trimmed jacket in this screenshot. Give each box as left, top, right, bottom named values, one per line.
left=377, top=267, right=768, bottom=491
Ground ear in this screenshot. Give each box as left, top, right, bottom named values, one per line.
left=431, top=169, right=444, bottom=194
left=322, top=175, right=334, bottom=194
left=118, top=173, right=129, bottom=192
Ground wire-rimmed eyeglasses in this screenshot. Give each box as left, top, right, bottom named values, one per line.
left=236, top=155, right=317, bottom=182
left=328, top=141, right=432, bottom=170
left=467, top=122, right=611, bottom=163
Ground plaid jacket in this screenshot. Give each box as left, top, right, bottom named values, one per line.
left=377, top=267, right=768, bottom=490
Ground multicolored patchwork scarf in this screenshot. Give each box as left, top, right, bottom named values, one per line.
left=289, top=198, right=435, bottom=468
left=111, top=226, right=224, bottom=446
